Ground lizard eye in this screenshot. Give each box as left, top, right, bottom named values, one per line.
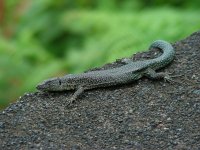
left=59, top=79, right=62, bottom=85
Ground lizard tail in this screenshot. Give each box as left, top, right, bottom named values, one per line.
left=149, top=40, right=175, bottom=68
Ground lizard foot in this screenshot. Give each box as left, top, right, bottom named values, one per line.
left=66, top=97, right=76, bottom=106
left=164, top=74, right=184, bottom=84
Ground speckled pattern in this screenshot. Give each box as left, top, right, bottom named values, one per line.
left=37, top=40, right=174, bottom=102
left=0, top=32, right=199, bottom=149
left=149, top=40, right=175, bottom=69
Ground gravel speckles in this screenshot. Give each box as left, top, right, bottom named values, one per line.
left=0, top=31, right=200, bottom=149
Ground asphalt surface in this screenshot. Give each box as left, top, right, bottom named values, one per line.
left=0, top=31, right=200, bottom=149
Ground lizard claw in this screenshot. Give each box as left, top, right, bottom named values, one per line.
left=164, top=74, right=173, bottom=83
left=164, top=74, right=184, bottom=84
left=65, top=97, right=75, bottom=106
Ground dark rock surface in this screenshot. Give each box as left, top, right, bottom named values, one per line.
left=0, top=31, right=200, bottom=150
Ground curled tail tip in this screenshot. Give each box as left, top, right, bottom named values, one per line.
left=149, top=40, right=172, bottom=49
left=152, top=39, right=170, bottom=44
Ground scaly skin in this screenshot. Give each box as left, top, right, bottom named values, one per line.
left=37, top=40, right=175, bottom=104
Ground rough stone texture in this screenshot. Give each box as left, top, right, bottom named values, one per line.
left=0, top=31, right=200, bottom=150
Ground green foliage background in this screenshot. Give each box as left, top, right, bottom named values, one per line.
left=0, top=0, right=200, bottom=109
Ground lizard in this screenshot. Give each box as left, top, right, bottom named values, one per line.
left=36, top=40, right=175, bottom=105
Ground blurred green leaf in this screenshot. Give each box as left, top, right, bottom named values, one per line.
left=0, top=0, right=200, bottom=109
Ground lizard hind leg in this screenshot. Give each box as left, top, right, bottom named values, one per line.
left=144, top=68, right=182, bottom=84
left=144, top=68, right=171, bottom=81
left=67, top=86, right=85, bottom=106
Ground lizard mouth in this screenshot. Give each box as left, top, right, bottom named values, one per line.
left=36, top=82, right=46, bottom=91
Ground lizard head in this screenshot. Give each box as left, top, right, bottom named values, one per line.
left=37, top=76, right=77, bottom=91
left=36, top=77, right=61, bottom=91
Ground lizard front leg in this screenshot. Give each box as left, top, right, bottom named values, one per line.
left=68, top=86, right=85, bottom=105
